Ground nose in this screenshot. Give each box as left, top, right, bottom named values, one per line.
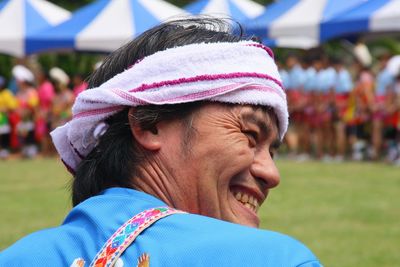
left=250, top=148, right=280, bottom=189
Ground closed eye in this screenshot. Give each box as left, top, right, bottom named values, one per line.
left=243, top=130, right=258, bottom=146
left=269, top=140, right=281, bottom=159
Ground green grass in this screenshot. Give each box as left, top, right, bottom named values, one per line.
left=1, top=158, right=399, bottom=267
left=0, top=158, right=71, bottom=248
left=261, top=160, right=400, bottom=267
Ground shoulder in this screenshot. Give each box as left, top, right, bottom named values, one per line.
left=125, top=213, right=321, bottom=267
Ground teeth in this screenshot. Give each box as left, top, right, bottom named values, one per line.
left=233, top=191, right=260, bottom=213
left=235, top=192, right=242, bottom=200
left=249, top=195, right=254, bottom=205
left=241, top=193, right=248, bottom=203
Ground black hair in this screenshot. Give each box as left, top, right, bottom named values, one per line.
left=72, top=18, right=258, bottom=206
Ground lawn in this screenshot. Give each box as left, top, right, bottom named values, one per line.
left=0, top=158, right=399, bottom=267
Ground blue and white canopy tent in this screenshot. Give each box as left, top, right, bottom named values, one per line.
left=0, top=0, right=70, bottom=57
left=185, top=0, right=265, bottom=22
left=28, top=0, right=187, bottom=54
left=323, top=0, right=400, bottom=42
left=244, top=0, right=369, bottom=49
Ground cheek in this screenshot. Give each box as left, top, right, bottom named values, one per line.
left=214, top=140, right=255, bottom=180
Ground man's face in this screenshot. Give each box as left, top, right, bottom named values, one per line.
left=159, top=103, right=281, bottom=228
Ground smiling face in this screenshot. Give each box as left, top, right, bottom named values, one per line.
left=158, top=103, right=281, bottom=228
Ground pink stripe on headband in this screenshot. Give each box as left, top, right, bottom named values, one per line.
left=160, top=84, right=284, bottom=104
left=245, top=43, right=274, bottom=59
left=74, top=84, right=283, bottom=118
left=69, top=141, right=84, bottom=160
left=73, top=106, right=123, bottom=119
left=129, top=72, right=283, bottom=94
left=110, top=88, right=147, bottom=105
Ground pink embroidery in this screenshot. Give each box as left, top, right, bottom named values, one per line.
left=90, top=207, right=186, bottom=267
left=128, top=72, right=283, bottom=93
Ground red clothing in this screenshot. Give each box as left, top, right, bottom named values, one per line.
left=37, top=81, right=55, bottom=112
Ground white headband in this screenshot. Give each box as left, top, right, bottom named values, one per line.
left=51, top=40, right=288, bottom=173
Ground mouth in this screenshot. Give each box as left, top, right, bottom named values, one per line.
left=233, top=191, right=259, bottom=213
left=229, top=185, right=266, bottom=226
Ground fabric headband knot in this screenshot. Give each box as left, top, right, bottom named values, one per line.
left=51, top=40, right=288, bottom=173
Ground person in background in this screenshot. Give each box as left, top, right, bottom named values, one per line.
left=72, top=73, right=88, bottom=97
left=317, top=57, right=337, bottom=160
left=297, top=55, right=316, bottom=160
left=0, top=76, right=17, bottom=159
left=345, top=61, right=375, bottom=161
left=8, top=60, right=27, bottom=95
left=278, top=60, right=296, bottom=157
left=49, top=67, right=74, bottom=129
left=285, top=54, right=306, bottom=159
left=310, top=56, right=327, bottom=159
left=372, top=54, right=395, bottom=160
left=385, top=73, right=400, bottom=165
left=0, top=18, right=322, bottom=266
left=13, top=65, right=39, bottom=158
left=332, top=57, right=353, bottom=161
left=36, top=68, right=55, bottom=156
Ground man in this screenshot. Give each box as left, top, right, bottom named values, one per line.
left=0, top=19, right=322, bottom=267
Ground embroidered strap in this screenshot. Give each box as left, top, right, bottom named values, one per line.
left=90, top=207, right=186, bottom=267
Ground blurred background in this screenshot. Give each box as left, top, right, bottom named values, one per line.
left=0, top=1, right=399, bottom=266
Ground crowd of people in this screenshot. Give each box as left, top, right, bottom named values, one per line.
left=0, top=64, right=87, bottom=159
left=280, top=53, right=400, bottom=165
left=0, top=52, right=399, bottom=165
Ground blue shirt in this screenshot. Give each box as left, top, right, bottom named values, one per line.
left=318, top=67, right=337, bottom=92
left=304, top=67, right=317, bottom=92
left=0, top=188, right=322, bottom=266
left=288, top=64, right=306, bottom=90
left=335, top=68, right=353, bottom=94
left=280, top=69, right=290, bottom=89
left=376, top=69, right=394, bottom=96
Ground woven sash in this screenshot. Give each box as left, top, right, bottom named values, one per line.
left=90, top=207, right=186, bottom=267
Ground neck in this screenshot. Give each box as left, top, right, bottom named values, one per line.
left=131, top=157, right=185, bottom=209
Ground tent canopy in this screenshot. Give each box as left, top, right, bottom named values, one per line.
left=324, top=0, right=400, bottom=41
left=185, top=0, right=265, bottom=22
left=244, top=0, right=400, bottom=49
left=0, top=0, right=70, bottom=57
left=28, top=0, right=187, bottom=54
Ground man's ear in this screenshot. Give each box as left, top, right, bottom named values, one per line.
left=128, top=108, right=161, bottom=151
